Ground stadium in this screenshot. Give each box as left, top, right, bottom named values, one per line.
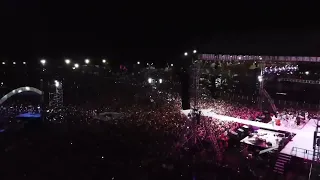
left=0, top=51, right=319, bottom=179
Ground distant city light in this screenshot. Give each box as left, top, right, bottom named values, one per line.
left=102, top=59, right=106, bottom=63
left=305, top=71, right=309, bottom=75
left=23, top=62, right=26, bottom=65
left=258, top=75, right=263, bottom=82
left=170, top=63, right=173, bottom=67
left=65, top=59, right=71, bottom=64
left=137, top=61, right=140, bottom=65
left=13, top=62, right=16, bottom=65
left=148, top=78, right=152, bottom=84
left=85, top=59, right=90, bottom=64
left=184, top=52, right=188, bottom=56
left=74, top=63, right=79, bottom=68
left=2, top=62, right=5, bottom=65
left=159, top=79, right=163, bottom=83
left=40, top=59, right=46, bottom=66
left=193, top=50, right=197, bottom=54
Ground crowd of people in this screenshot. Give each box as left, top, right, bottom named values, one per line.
left=0, top=76, right=264, bottom=180
left=0, top=70, right=315, bottom=180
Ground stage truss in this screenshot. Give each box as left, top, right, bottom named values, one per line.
left=49, top=82, right=63, bottom=109
left=279, top=78, right=320, bottom=85
left=195, top=53, right=320, bottom=178
left=193, top=54, right=320, bottom=112
left=199, top=54, right=320, bottom=62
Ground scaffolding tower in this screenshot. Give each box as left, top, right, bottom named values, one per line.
left=258, top=62, right=277, bottom=113
left=187, top=58, right=222, bottom=162
left=49, top=80, right=63, bottom=109
left=192, top=60, right=201, bottom=109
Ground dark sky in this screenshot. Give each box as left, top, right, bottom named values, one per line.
left=0, top=1, right=319, bottom=65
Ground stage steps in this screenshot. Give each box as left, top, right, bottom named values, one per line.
left=273, top=153, right=291, bottom=174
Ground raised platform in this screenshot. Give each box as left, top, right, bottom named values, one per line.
left=240, top=129, right=284, bottom=149
left=16, top=113, right=41, bottom=119
left=181, top=109, right=299, bottom=134
left=181, top=109, right=318, bottom=161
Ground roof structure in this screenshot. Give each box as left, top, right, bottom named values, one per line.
left=199, top=54, right=320, bottom=62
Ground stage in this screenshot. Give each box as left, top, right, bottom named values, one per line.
left=181, top=109, right=318, bottom=160
left=240, top=129, right=284, bottom=149
left=16, top=113, right=41, bottom=119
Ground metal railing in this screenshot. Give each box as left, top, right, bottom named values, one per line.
left=291, top=147, right=317, bottom=161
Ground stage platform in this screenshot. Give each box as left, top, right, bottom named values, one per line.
left=240, top=129, right=283, bottom=149
left=16, top=113, right=41, bottom=119
left=280, top=119, right=317, bottom=160
left=181, top=109, right=318, bottom=161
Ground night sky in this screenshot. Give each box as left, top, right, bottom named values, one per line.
left=1, top=1, right=319, bottom=66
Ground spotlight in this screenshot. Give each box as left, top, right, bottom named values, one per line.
left=40, top=59, right=46, bottom=66
left=54, top=80, right=60, bottom=88
left=258, top=75, right=263, bottom=82
left=65, top=59, right=71, bottom=64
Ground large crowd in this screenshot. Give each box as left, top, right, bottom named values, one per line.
left=0, top=71, right=315, bottom=180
